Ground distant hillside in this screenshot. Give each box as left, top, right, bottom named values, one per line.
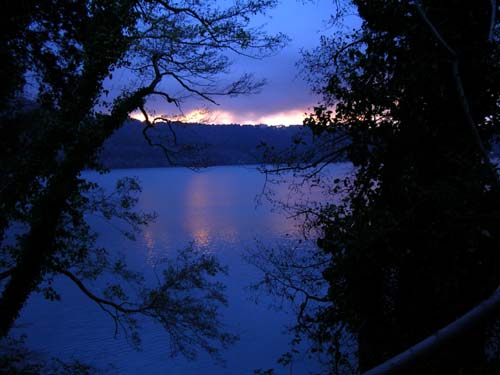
left=99, top=120, right=323, bottom=168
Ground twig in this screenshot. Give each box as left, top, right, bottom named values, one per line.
left=58, top=268, right=146, bottom=314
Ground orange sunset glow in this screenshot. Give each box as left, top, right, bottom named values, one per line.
left=129, top=108, right=307, bottom=126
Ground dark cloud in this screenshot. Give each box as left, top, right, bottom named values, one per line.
left=119, top=1, right=360, bottom=125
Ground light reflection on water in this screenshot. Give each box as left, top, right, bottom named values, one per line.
left=15, top=164, right=352, bottom=375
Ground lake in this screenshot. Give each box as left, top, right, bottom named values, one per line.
left=15, top=164, right=352, bottom=375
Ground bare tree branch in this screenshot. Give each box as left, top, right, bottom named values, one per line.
left=263, top=144, right=350, bottom=175
left=166, top=71, right=220, bottom=104
left=58, top=268, right=146, bottom=314
left=140, top=109, right=175, bottom=165
left=55, top=246, right=237, bottom=359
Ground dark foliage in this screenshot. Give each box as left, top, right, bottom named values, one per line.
left=0, top=0, right=284, bottom=366
left=300, top=1, right=500, bottom=374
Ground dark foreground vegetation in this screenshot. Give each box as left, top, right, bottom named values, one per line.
left=1, top=0, right=500, bottom=375
left=0, top=1, right=286, bottom=373
left=255, top=1, right=500, bottom=374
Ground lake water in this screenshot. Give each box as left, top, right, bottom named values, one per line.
left=15, top=164, right=352, bottom=375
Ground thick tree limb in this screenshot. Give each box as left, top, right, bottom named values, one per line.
left=362, top=286, right=500, bottom=375
left=0, top=71, right=161, bottom=338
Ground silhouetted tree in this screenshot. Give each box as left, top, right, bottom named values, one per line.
left=255, top=1, right=500, bottom=374
left=297, top=1, right=500, bottom=374
left=0, top=0, right=285, bottom=362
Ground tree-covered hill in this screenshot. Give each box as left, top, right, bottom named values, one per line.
left=99, top=120, right=320, bottom=168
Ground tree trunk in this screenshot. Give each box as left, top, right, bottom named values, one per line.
left=0, top=90, right=147, bottom=337
left=0, top=174, right=77, bottom=337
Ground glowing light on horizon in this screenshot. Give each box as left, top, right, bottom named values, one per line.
left=253, top=110, right=307, bottom=126
left=129, top=111, right=148, bottom=122
left=129, top=108, right=307, bottom=126
left=216, top=108, right=307, bottom=126
left=129, top=109, right=220, bottom=124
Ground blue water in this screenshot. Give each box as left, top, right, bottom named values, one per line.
left=14, top=164, right=352, bottom=374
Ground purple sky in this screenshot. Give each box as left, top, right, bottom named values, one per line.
left=115, top=1, right=359, bottom=125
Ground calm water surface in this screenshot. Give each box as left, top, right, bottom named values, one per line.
left=16, top=164, right=352, bottom=375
